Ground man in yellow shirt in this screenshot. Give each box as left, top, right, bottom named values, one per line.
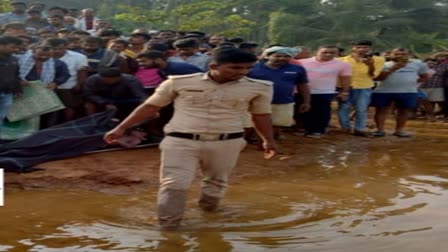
left=337, top=40, right=385, bottom=136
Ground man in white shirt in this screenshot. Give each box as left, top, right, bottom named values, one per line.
left=45, top=38, right=88, bottom=122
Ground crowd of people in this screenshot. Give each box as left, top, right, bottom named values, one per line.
left=0, top=1, right=446, bottom=141
left=2, top=0, right=448, bottom=229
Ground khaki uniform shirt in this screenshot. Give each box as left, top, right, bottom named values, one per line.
left=145, top=73, right=273, bottom=134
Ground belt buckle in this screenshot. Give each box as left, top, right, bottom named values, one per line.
left=198, top=133, right=220, bottom=141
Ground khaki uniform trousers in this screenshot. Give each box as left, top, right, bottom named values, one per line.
left=157, top=136, right=246, bottom=228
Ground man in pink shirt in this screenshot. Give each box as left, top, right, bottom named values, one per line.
left=301, top=45, right=352, bottom=137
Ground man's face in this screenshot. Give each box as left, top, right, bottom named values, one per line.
left=351, top=45, right=371, bottom=55
left=137, top=57, right=163, bottom=68
left=0, top=43, right=21, bottom=55
left=28, top=13, right=41, bottom=20
left=11, top=4, right=26, bottom=14
left=267, top=53, right=291, bottom=66
left=68, top=40, right=81, bottom=49
left=64, top=18, right=76, bottom=26
left=95, top=20, right=109, bottom=29
left=210, top=62, right=254, bottom=82
left=40, top=32, right=57, bottom=39
left=4, top=28, right=26, bottom=36
left=391, top=50, right=409, bottom=62
left=209, top=36, right=225, bottom=46
left=82, top=42, right=100, bottom=53
left=33, top=49, right=51, bottom=62
left=48, top=17, right=63, bottom=26
left=82, top=9, right=94, bottom=17
left=157, top=32, right=174, bottom=40
left=51, top=44, right=67, bottom=58
left=100, top=76, right=121, bottom=85
left=109, top=42, right=126, bottom=53
left=317, top=48, right=338, bottom=61
left=129, top=35, right=147, bottom=45
left=48, top=10, right=65, bottom=17
left=177, top=47, right=196, bottom=57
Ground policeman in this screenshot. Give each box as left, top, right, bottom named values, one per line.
left=104, top=48, right=278, bottom=229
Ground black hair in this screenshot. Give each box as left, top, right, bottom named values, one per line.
left=137, top=50, right=166, bottom=60
left=48, top=6, right=68, bottom=14
left=0, top=36, right=23, bottom=45
left=70, top=30, right=91, bottom=36
left=48, top=14, right=64, bottom=20
left=83, top=36, right=103, bottom=45
left=44, top=38, right=68, bottom=47
left=109, top=39, right=129, bottom=47
left=173, top=38, right=199, bottom=49
left=31, top=45, right=52, bottom=52
left=239, top=42, right=258, bottom=49
left=318, top=45, right=339, bottom=50
left=98, top=29, right=122, bottom=37
left=3, top=22, right=27, bottom=30
left=212, top=48, right=257, bottom=64
left=26, top=9, right=41, bottom=15
left=350, top=40, right=373, bottom=46
left=146, top=43, right=169, bottom=52
left=99, top=68, right=122, bottom=78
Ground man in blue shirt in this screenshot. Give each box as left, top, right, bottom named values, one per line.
left=0, top=1, right=27, bottom=25
left=248, top=46, right=311, bottom=139
left=169, top=38, right=210, bottom=71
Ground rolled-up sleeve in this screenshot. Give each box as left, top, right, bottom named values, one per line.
left=249, top=85, right=273, bottom=114
left=144, top=79, right=177, bottom=107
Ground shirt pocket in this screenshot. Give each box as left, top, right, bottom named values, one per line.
left=180, top=93, right=208, bottom=107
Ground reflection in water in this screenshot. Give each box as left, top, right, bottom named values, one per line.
left=1, top=139, right=448, bottom=251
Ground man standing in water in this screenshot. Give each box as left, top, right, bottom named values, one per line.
left=104, top=48, right=277, bottom=229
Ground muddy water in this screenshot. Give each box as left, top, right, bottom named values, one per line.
left=1, top=137, right=448, bottom=251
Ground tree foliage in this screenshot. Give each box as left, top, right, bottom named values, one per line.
left=24, top=0, right=448, bottom=52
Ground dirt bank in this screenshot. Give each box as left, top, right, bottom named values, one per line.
left=5, top=118, right=448, bottom=194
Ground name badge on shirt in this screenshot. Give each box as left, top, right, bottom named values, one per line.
left=184, top=90, right=204, bottom=92
left=284, top=71, right=298, bottom=74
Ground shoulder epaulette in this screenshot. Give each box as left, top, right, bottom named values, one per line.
left=168, top=73, right=203, bottom=79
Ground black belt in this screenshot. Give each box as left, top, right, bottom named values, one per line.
left=166, top=132, right=244, bottom=141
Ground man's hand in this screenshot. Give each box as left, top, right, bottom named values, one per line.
left=104, top=127, right=126, bottom=145
left=20, top=80, right=31, bottom=86
left=262, top=140, right=279, bottom=159
left=336, top=92, right=349, bottom=101
left=362, top=57, right=374, bottom=66
left=105, top=104, right=117, bottom=110
left=299, top=103, right=311, bottom=113
left=47, top=83, right=57, bottom=90
left=390, top=61, right=407, bottom=71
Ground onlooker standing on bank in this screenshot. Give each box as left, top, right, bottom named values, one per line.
left=301, top=45, right=352, bottom=137
left=337, top=40, right=385, bottom=136
left=371, top=48, right=429, bottom=137
left=0, top=36, right=22, bottom=132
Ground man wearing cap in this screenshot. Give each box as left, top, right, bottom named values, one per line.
left=169, top=38, right=211, bottom=71
left=0, top=2, right=27, bottom=25
left=337, top=40, right=385, bottom=136
left=104, top=48, right=277, bottom=229
left=248, top=46, right=311, bottom=139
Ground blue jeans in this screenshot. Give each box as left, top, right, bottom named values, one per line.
left=338, top=88, right=372, bottom=131
left=0, top=93, right=13, bottom=127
